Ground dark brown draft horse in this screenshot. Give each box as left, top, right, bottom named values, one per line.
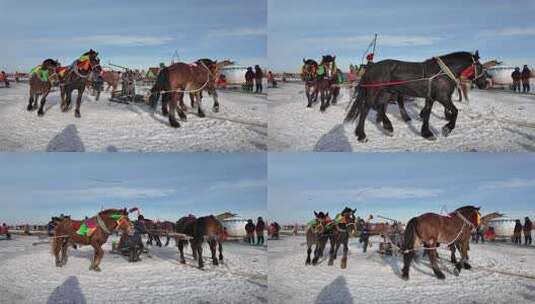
left=317, top=55, right=341, bottom=112
left=305, top=211, right=330, bottom=265
left=328, top=207, right=356, bottom=269
left=401, top=205, right=481, bottom=280
left=302, top=59, right=319, bottom=108
left=149, top=59, right=222, bottom=128
left=175, top=215, right=224, bottom=269
left=52, top=208, right=131, bottom=271
left=59, top=49, right=102, bottom=118
left=345, top=51, right=487, bottom=142
left=27, top=59, right=61, bottom=116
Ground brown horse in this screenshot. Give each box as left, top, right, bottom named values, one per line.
left=401, top=205, right=481, bottom=280
left=305, top=211, right=330, bottom=265
left=52, top=208, right=131, bottom=271
left=302, top=59, right=319, bottom=108
left=101, top=70, right=121, bottom=91
left=59, top=49, right=102, bottom=118
left=188, top=59, right=234, bottom=108
left=175, top=215, right=224, bottom=269
left=27, top=59, right=61, bottom=116
left=317, top=55, right=340, bottom=112
left=143, top=219, right=176, bottom=247
left=327, top=207, right=357, bottom=269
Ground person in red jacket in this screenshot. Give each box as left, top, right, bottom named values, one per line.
left=512, top=67, right=522, bottom=93
left=256, top=217, right=265, bottom=245
left=521, top=65, right=531, bottom=93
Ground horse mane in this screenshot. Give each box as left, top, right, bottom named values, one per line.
left=454, top=205, right=479, bottom=213
left=99, top=208, right=126, bottom=216
left=197, top=58, right=216, bottom=67
left=425, top=51, right=474, bottom=63
left=42, top=58, right=59, bottom=66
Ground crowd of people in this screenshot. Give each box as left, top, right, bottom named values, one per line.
left=244, top=65, right=264, bottom=93
left=245, top=217, right=266, bottom=245
left=511, top=65, right=531, bottom=93
left=513, top=217, right=532, bottom=245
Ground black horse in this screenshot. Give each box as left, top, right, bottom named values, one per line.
left=302, top=59, right=319, bottom=108
left=345, top=51, right=487, bottom=142
left=328, top=207, right=356, bottom=269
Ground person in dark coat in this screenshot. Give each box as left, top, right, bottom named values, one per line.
left=360, top=221, right=370, bottom=252
left=256, top=217, right=265, bottom=245
left=524, top=217, right=533, bottom=245
left=254, top=65, right=264, bottom=93
left=245, top=67, right=254, bottom=92
left=513, top=219, right=523, bottom=244
left=245, top=219, right=255, bottom=244
left=521, top=65, right=531, bottom=93
left=512, top=67, right=522, bottom=93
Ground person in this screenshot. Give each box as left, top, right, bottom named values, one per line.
left=513, top=219, right=523, bottom=244
left=270, top=222, right=280, bottom=240
left=0, top=71, right=9, bottom=87
left=256, top=216, right=265, bottom=245
left=245, top=67, right=254, bottom=92
left=524, top=217, right=533, bottom=245
left=245, top=219, right=255, bottom=244
left=360, top=221, right=370, bottom=253
left=484, top=226, right=496, bottom=242
left=1, top=223, right=11, bottom=240
left=512, top=67, right=522, bottom=93
left=92, top=73, right=104, bottom=101
left=521, top=65, right=531, bottom=93
left=474, top=226, right=484, bottom=243
left=267, top=71, right=277, bottom=88
left=254, top=65, right=264, bottom=93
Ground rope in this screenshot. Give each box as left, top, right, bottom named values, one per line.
left=158, top=61, right=214, bottom=94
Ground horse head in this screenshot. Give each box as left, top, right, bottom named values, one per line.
left=470, top=50, right=488, bottom=89
left=455, top=205, right=481, bottom=227
left=99, top=208, right=131, bottom=232
left=302, top=59, right=318, bottom=81
left=41, top=59, right=61, bottom=84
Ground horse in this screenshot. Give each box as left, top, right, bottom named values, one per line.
left=59, top=49, right=102, bottom=118
left=305, top=211, right=330, bottom=265
left=143, top=219, right=175, bottom=247
left=148, top=59, right=223, bottom=128
left=175, top=215, right=224, bottom=269
left=401, top=205, right=481, bottom=280
left=302, top=59, right=319, bottom=108
left=27, top=59, right=61, bottom=116
left=51, top=208, right=131, bottom=271
left=328, top=207, right=357, bottom=269
left=101, top=70, right=121, bottom=92
left=345, top=51, right=488, bottom=142
left=317, top=55, right=340, bottom=112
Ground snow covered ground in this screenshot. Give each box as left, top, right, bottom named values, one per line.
left=0, top=83, right=267, bottom=152
left=268, top=83, right=535, bottom=151
left=269, top=235, right=535, bottom=304
left=0, top=235, right=267, bottom=304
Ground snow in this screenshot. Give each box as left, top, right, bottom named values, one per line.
left=0, top=84, right=267, bottom=152
left=268, top=83, right=535, bottom=151
left=0, top=235, right=267, bottom=304
left=269, top=235, right=535, bottom=304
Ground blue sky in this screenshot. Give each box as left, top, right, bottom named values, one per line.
left=269, top=0, right=535, bottom=72
left=269, top=153, right=535, bottom=224
left=0, top=153, right=266, bottom=224
left=0, top=0, right=266, bottom=71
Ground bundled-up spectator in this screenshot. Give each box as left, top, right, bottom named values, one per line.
left=512, top=67, right=522, bottom=93
left=524, top=217, right=533, bottom=245
left=267, top=71, right=277, bottom=88
left=245, top=219, right=255, bottom=244
left=1, top=223, right=11, bottom=240
left=0, top=71, right=9, bottom=87
left=513, top=219, right=523, bottom=244
left=360, top=221, right=370, bottom=253
left=254, top=65, right=264, bottom=93
left=256, top=217, right=265, bottom=245
left=245, top=67, right=255, bottom=92
left=521, top=65, right=531, bottom=93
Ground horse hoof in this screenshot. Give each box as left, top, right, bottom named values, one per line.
left=327, top=260, right=334, bottom=266
left=75, top=111, right=81, bottom=118
left=37, top=110, right=44, bottom=117
left=401, top=273, right=409, bottom=281
left=162, top=111, right=169, bottom=117
left=442, top=126, right=452, bottom=137
left=198, top=111, right=206, bottom=118
left=169, top=120, right=181, bottom=128
left=27, top=105, right=33, bottom=111
left=212, top=107, right=219, bottom=113
left=422, top=132, right=436, bottom=141
left=213, top=260, right=219, bottom=266
left=453, top=268, right=460, bottom=276
left=436, top=273, right=445, bottom=280
left=463, top=263, right=471, bottom=270
left=357, top=136, right=368, bottom=143
left=180, top=259, right=186, bottom=264
left=305, top=260, right=311, bottom=265
left=93, top=267, right=101, bottom=272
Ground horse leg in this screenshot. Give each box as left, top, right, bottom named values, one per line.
left=74, top=88, right=83, bottom=118
left=319, top=89, right=326, bottom=112
left=397, top=94, right=411, bottom=122
left=306, top=86, right=312, bottom=108
left=167, top=92, right=181, bottom=128
left=196, top=239, right=204, bottom=269
left=189, top=93, right=195, bottom=108
left=60, top=238, right=69, bottom=266
left=197, top=92, right=206, bottom=118
left=306, top=245, right=312, bottom=265
left=211, top=89, right=219, bottom=112
left=53, top=239, right=63, bottom=267
left=355, top=99, right=371, bottom=142
left=460, top=241, right=471, bottom=270
left=428, top=248, right=445, bottom=279
left=438, top=96, right=458, bottom=137
left=178, top=240, right=186, bottom=264
left=155, top=236, right=162, bottom=248
left=450, top=244, right=458, bottom=265
left=378, top=99, right=394, bottom=135
left=312, top=237, right=325, bottom=265
left=37, top=89, right=50, bottom=116
left=331, top=87, right=339, bottom=105
left=164, top=236, right=170, bottom=247
left=209, top=239, right=218, bottom=265
left=420, top=98, right=436, bottom=140
left=161, top=92, right=169, bottom=116
left=27, top=91, right=34, bottom=111
left=341, top=235, right=348, bottom=269
left=218, top=241, right=223, bottom=261
left=176, top=92, right=188, bottom=121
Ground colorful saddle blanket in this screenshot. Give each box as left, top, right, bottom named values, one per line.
left=30, top=65, right=49, bottom=82
left=56, top=66, right=70, bottom=78
left=77, top=218, right=98, bottom=237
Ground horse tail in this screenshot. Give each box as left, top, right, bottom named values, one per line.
left=149, top=67, right=169, bottom=109
left=344, top=84, right=365, bottom=123
left=403, top=218, right=418, bottom=252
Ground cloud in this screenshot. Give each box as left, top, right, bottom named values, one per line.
left=30, top=35, right=174, bottom=47
left=304, top=186, right=443, bottom=200
left=480, top=27, right=535, bottom=37
left=479, top=178, right=535, bottom=190
left=42, top=186, right=176, bottom=199
left=207, top=27, right=266, bottom=38
left=208, top=179, right=266, bottom=192
left=300, top=34, right=441, bottom=47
